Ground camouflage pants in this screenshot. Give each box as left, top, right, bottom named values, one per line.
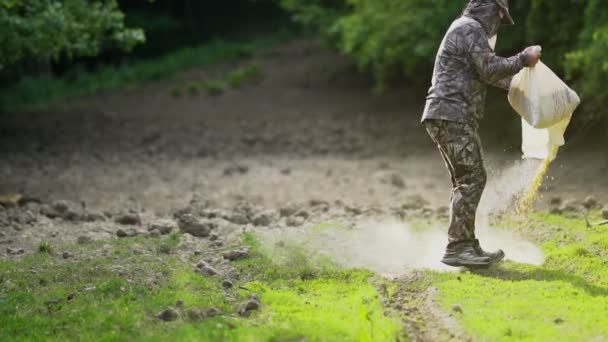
left=424, top=119, right=487, bottom=249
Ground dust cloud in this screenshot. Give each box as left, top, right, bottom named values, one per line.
left=260, top=159, right=546, bottom=275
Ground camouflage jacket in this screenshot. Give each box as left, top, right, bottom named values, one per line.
left=421, top=15, right=527, bottom=126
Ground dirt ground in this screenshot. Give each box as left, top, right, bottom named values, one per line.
left=1, top=39, right=607, bottom=253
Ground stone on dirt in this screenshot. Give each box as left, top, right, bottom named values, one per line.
left=226, top=213, right=249, bottom=225
left=560, top=200, right=580, bottom=213
left=286, top=216, right=305, bottom=227
left=62, top=251, right=74, bottom=259
left=7, top=247, right=25, bottom=255
left=279, top=204, right=298, bottom=218
left=549, top=197, right=562, bottom=206
left=223, top=247, right=250, bottom=261
left=582, top=196, right=598, bottom=209
left=196, top=260, right=221, bottom=276
left=452, top=304, right=463, bottom=314
left=77, top=235, right=92, bottom=244
left=252, top=210, right=274, bottom=226
left=178, top=214, right=214, bottom=237
left=157, top=307, right=180, bottom=321
left=222, top=279, right=233, bottom=289
left=114, top=213, right=141, bottom=225
left=238, top=294, right=261, bottom=317
left=390, top=173, right=406, bottom=189
left=116, top=228, right=138, bottom=238
left=223, top=164, right=249, bottom=176
left=147, top=219, right=176, bottom=235
left=82, top=211, right=106, bottom=222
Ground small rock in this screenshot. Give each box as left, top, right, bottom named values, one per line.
left=62, top=251, right=74, bottom=259
left=222, top=279, right=233, bottom=289
left=602, top=207, right=608, bottom=220
left=116, top=228, right=138, bottom=238
left=344, top=206, right=362, bottom=215
left=554, top=317, right=565, bottom=324
left=279, top=204, right=298, bottom=218
left=226, top=213, right=249, bottom=225
left=549, top=197, right=562, bottom=206
left=294, top=209, right=310, bottom=219
left=149, top=229, right=161, bottom=238
left=175, top=300, right=185, bottom=308
left=252, top=211, right=273, bottom=226
left=280, top=168, right=291, bottom=175
left=209, top=232, right=220, bottom=241
left=7, top=247, right=24, bottom=255
left=238, top=294, right=261, bottom=317
left=157, top=307, right=180, bottom=321
left=286, top=216, right=304, bottom=227
left=51, top=200, right=70, bottom=214
left=452, top=304, right=463, bottom=314
left=582, top=196, right=598, bottom=209
left=549, top=206, right=563, bottom=215
left=206, top=307, right=221, bottom=317
left=178, top=214, right=214, bottom=237
left=147, top=219, right=176, bottom=235
left=82, top=211, right=106, bottom=222
left=186, top=308, right=206, bottom=321
left=560, top=200, right=580, bottom=213
left=223, top=165, right=249, bottom=176
left=115, top=213, right=141, bottom=225
left=223, top=247, right=250, bottom=261
left=196, top=261, right=221, bottom=276
left=390, top=173, right=406, bottom=189
left=77, top=235, right=92, bottom=244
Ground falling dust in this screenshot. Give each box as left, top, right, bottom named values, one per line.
left=259, top=159, right=548, bottom=276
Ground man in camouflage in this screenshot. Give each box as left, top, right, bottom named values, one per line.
left=422, top=0, right=541, bottom=267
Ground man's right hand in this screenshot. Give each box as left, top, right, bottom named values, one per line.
left=522, top=46, right=541, bottom=67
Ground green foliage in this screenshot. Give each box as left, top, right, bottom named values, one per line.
left=0, top=0, right=144, bottom=69
left=0, top=34, right=288, bottom=111
left=37, top=241, right=53, bottom=254
left=201, top=79, right=227, bottom=96
left=227, top=64, right=264, bottom=88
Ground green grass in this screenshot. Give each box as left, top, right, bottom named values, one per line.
left=0, top=231, right=402, bottom=341
left=201, top=79, right=227, bottom=96
left=425, top=211, right=608, bottom=341
left=0, top=32, right=292, bottom=112
left=227, top=64, right=264, bottom=88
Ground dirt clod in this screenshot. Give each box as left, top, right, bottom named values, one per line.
left=178, top=214, right=214, bottom=237
left=252, top=210, right=274, bottom=226
left=223, top=247, right=250, bottom=261
left=286, top=216, right=305, bottom=227
left=582, top=196, right=598, bottom=209
left=77, top=235, right=92, bottom=244
left=147, top=219, right=176, bottom=235
left=115, top=213, right=141, bottom=225
left=196, top=260, right=221, bottom=276
left=157, top=307, right=180, bottom=321
left=7, top=247, right=24, bottom=255
left=279, top=204, right=298, bottom=218
left=602, top=207, right=608, bottom=219
left=390, top=173, right=406, bottom=189
left=451, top=304, right=463, bottom=314
left=238, top=294, right=262, bottom=317
left=116, top=228, right=138, bottom=238
left=62, top=251, right=74, bottom=259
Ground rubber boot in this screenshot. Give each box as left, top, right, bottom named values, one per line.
left=473, top=240, right=505, bottom=264
left=441, top=244, right=490, bottom=267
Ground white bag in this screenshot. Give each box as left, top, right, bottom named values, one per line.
left=521, top=117, right=570, bottom=161
left=509, top=55, right=580, bottom=129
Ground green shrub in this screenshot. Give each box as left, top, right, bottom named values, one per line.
left=227, top=64, right=264, bottom=87
left=202, top=79, right=227, bottom=96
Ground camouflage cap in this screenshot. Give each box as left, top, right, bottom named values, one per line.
left=495, top=0, right=515, bottom=25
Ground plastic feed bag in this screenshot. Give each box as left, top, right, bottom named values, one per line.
left=521, top=117, right=570, bottom=161
left=509, top=61, right=580, bottom=129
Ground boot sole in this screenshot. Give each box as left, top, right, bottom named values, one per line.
left=441, top=258, right=490, bottom=268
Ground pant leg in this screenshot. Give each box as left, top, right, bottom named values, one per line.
left=424, top=120, right=487, bottom=248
